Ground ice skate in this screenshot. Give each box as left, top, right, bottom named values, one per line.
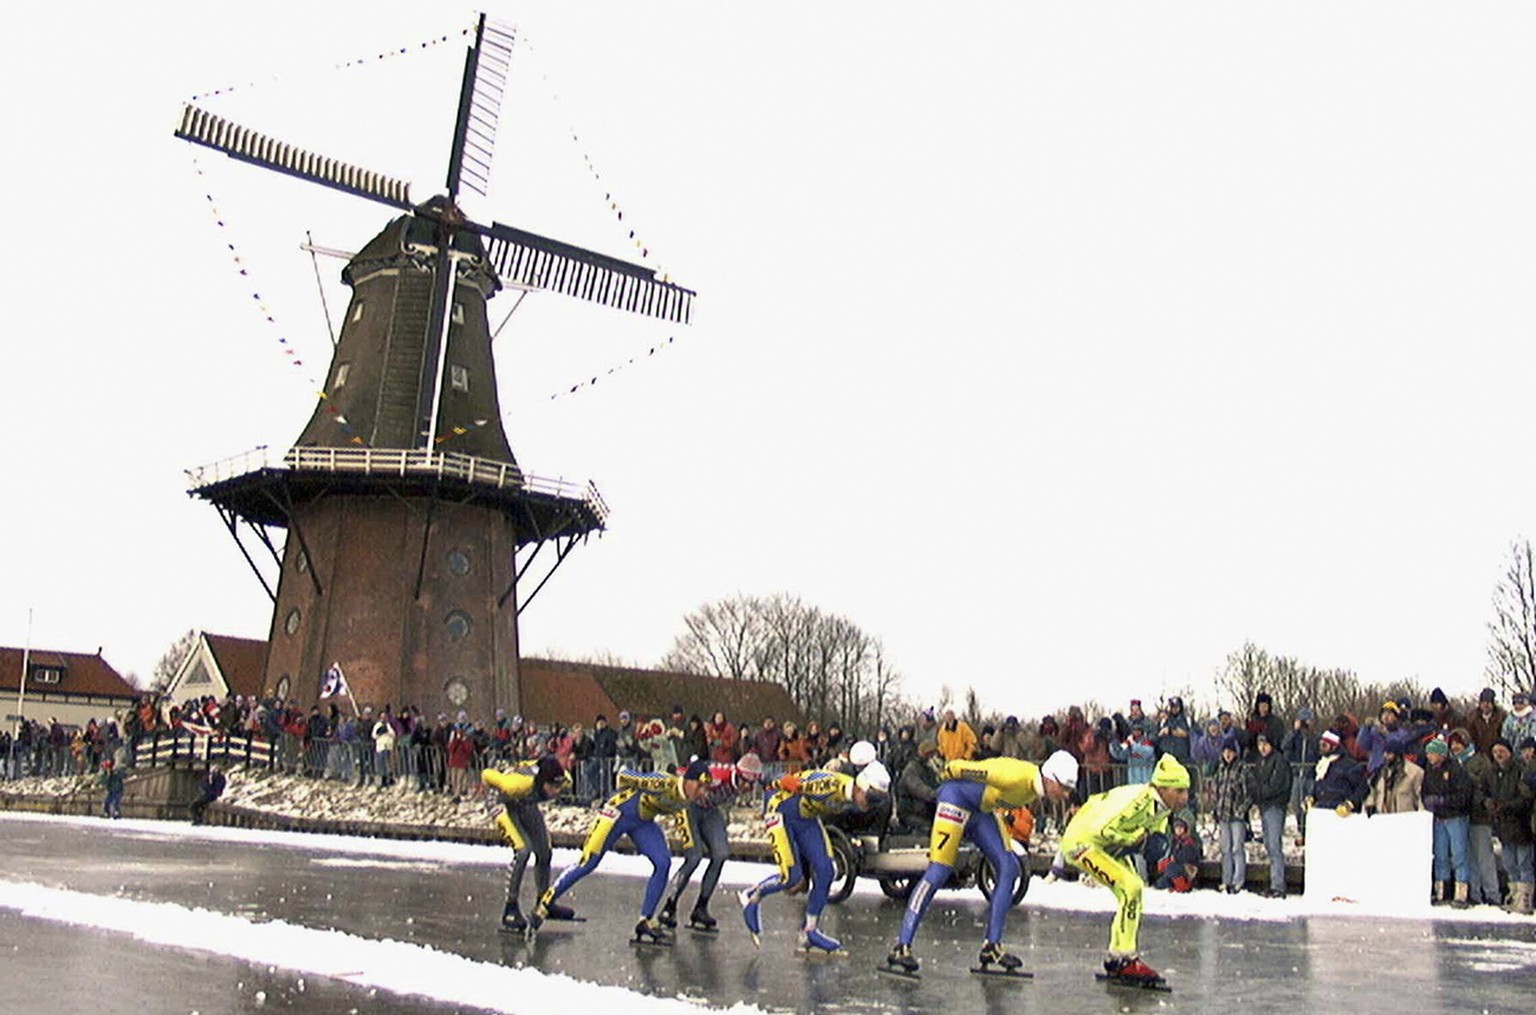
left=657, top=897, right=679, bottom=929
left=971, top=940, right=1031, bottom=978
left=632, top=917, right=674, bottom=946
left=879, top=942, right=921, bottom=980
left=498, top=901, right=526, bottom=934
left=544, top=901, right=581, bottom=922
left=1097, top=955, right=1171, bottom=992
left=797, top=927, right=843, bottom=955
left=687, top=901, right=719, bottom=933
left=738, top=887, right=762, bottom=946
left=523, top=900, right=547, bottom=941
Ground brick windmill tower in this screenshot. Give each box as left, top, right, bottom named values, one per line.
left=175, top=16, right=693, bottom=716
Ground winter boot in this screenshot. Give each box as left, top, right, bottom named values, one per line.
left=977, top=941, right=1024, bottom=972
left=800, top=926, right=842, bottom=953
left=1103, top=955, right=1166, bottom=989
left=1431, top=880, right=1450, bottom=906
left=1452, top=882, right=1470, bottom=909
left=633, top=917, right=673, bottom=945
left=738, top=887, right=762, bottom=944
left=885, top=943, right=920, bottom=975
left=499, top=901, right=526, bottom=933
left=1509, top=882, right=1535, bottom=916
left=658, top=896, right=679, bottom=929
left=688, top=901, right=717, bottom=930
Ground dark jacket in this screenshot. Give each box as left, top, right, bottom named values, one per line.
left=1211, top=756, right=1251, bottom=822
left=896, top=757, right=939, bottom=828
left=1250, top=750, right=1293, bottom=809
left=1311, top=753, right=1366, bottom=810
left=1488, top=759, right=1534, bottom=845
left=1420, top=757, right=1473, bottom=820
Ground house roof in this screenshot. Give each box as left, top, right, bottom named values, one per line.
left=203, top=633, right=268, bottom=699
left=520, top=658, right=804, bottom=727
left=0, top=646, right=138, bottom=699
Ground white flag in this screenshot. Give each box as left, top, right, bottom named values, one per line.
left=319, top=662, right=350, bottom=700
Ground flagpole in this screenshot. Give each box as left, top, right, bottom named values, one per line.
left=12, top=608, right=33, bottom=775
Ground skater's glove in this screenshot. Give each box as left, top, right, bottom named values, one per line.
left=1334, top=803, right=1352, bottom=817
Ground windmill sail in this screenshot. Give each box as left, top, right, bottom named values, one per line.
left=175, top=105, right=412, bottom=210
left=446, top=14, right=516, bottom=200
left=478, top=221, right=696, bottom=325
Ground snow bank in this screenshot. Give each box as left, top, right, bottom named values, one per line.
left=0, top=875, right=769, bottom=1015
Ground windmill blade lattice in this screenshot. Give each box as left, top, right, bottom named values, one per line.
left=447, top=16, right=516, bottom=199
left=176, top=105, right=412, bottom=210
left=478, top=220, right=695, bottom=325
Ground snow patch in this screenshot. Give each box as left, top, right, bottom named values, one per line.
left=0, top=878, right=768, bottom=1015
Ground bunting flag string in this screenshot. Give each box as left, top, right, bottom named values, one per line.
left=190, top=156, right=369, bottom=448
left=545, top=335, right=677, bottom=401
left=517, top=35, right=678, bottom=286
left=188, top=26, right=472, bottom=102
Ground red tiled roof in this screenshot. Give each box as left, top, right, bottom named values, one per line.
left=204, top=633, right=269, bottom=698
left=0, top=646, right=138, bottom=699
left=521, top=658, right=804, bottom=727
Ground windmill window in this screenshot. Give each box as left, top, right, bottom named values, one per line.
left=285, top=609, right=301, bottom=636
left=334, top=363, right=351, bottom=389
left=452, top=302, right=465, bottom=325
left=445, top=610, right=471, bottom=641
left=450, top=365, right=469, bottom=392
left=445, top=677, right=469, bottom=707
left=446, top=549, right=470, bottom=576
left=351, top=301, right=364, bottom=323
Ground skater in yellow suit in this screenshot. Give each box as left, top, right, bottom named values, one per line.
left=1062, top=753, right=1190, bottom=989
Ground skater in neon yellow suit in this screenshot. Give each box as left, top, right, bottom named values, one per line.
left=1062, top=753, right=1190, bottom=990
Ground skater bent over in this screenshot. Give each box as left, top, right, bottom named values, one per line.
left=531, top=760, right=711, bottom=943
left=886, top=752, right=1078, bottom=977
left=739, top=762, right=890, bottom=953
left=661, top=752, right=764, bottom=932
left=1062, top=753, right=1190, bottom=990
left=482, top=755, right=570, bottom=932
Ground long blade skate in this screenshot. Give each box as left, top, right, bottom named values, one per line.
left=878, top=944, right=921, bottom=980
left=1096, top=973, right=1172, bottom=993
left=972, top=966, right=1033, bottom=979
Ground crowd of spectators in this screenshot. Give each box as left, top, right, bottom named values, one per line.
left=6, top=682, right=1535, bottom=913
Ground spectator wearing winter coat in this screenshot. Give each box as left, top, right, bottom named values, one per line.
left=822, top=722, right=846, bottom=765
left=895, top=739, right=941, bottom=832
left=1060, top=706, right=1089, bottom=763
left=681, top=715, right=709, bottom=765
left=664, top=705, right=690, bottom=765
left=1038, top=714, right=1062, bottom=757
left=1191, top=718, right=1224, bottom=777
left=1310, top=730, right=1366, bottom=814
left=591, top=716, right=619, bottom=799
left=1245, top=693, right=1287, bottom=762
left=993, top=716, right=1029, bottom=760
left=1152, top=815, right=1203, bottom=893
left=1421, top=737, right=1475, bottom=906
left=1154, top=697, right=1193, bottom=765
left=1427, top=687, right=1462, bottom=735
left=190, top=765, right=226, bottom=824
left=1110, top=724, right=1156, bottom=785
left=1466, top=689, right=1507, bottom=758
left=371, top=710, right=397, bottom=787
left=1364, top=732, right=1422, bottom=815
left=1283, top=708, right=1321, bottom=838
left=1488, top=739, right=1534, bottom=914
left=1077, top=719, right=1114, bottom=799
left=638, top=718, right=677, bottom=772
left=706, top=712, right=738, bottom=765
left=1454, top=728, right=1501, bottom=906
left=751, top=717, right=783, bottom=768
left=936, top=710, right=978, bottom=763
left=99, top=759, right=124, bottom=819
left=446, top=726, right=478, bottom=800
left=885, top=725, right=917, bottom=780
left=1250, top=733, right=1292, bottom=897
left=1356, top=701, right=1405, bottom=775
left=1501, top=691, right=1536, bottom=749
left=1210, top=735, right=1251, bottom=894
left=777, top=722, right=812, bottom=773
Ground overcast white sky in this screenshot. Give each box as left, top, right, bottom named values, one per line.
left=2, top=2, right=1533, bottom=717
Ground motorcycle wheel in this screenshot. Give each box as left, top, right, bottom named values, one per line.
left=825, top=826, right=860, bottom=904
left=878, top=876, right=917, bottom=900
left=977, top=857, right=1030, bottom=906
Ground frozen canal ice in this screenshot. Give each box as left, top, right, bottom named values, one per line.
left=1, top=814, right=1532, bottom=1014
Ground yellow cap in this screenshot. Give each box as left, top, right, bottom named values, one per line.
left=1150, top=754, right=1190, bottom=789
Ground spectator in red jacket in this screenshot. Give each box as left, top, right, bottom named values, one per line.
left=706, top=712, right=738, bottom=765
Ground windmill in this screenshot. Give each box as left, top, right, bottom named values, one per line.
left=176, top=15, right=694, bottom=717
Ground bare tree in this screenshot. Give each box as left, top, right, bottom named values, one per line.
left=1486, top=538, right=1536, bottom=697
left=149, top=629, right=199, bottom=692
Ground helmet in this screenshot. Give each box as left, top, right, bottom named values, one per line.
left=848, top=740, right=877, bottom=767
left=854, top=760, right=890, bottom=795
left=1041, top=750, right=1078, bottom=792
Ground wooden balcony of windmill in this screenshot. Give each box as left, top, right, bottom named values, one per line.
left=184, top=444, right=608, bottom=533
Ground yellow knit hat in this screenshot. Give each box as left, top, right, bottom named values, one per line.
left=1150, top=754, right=1190, bottom=789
